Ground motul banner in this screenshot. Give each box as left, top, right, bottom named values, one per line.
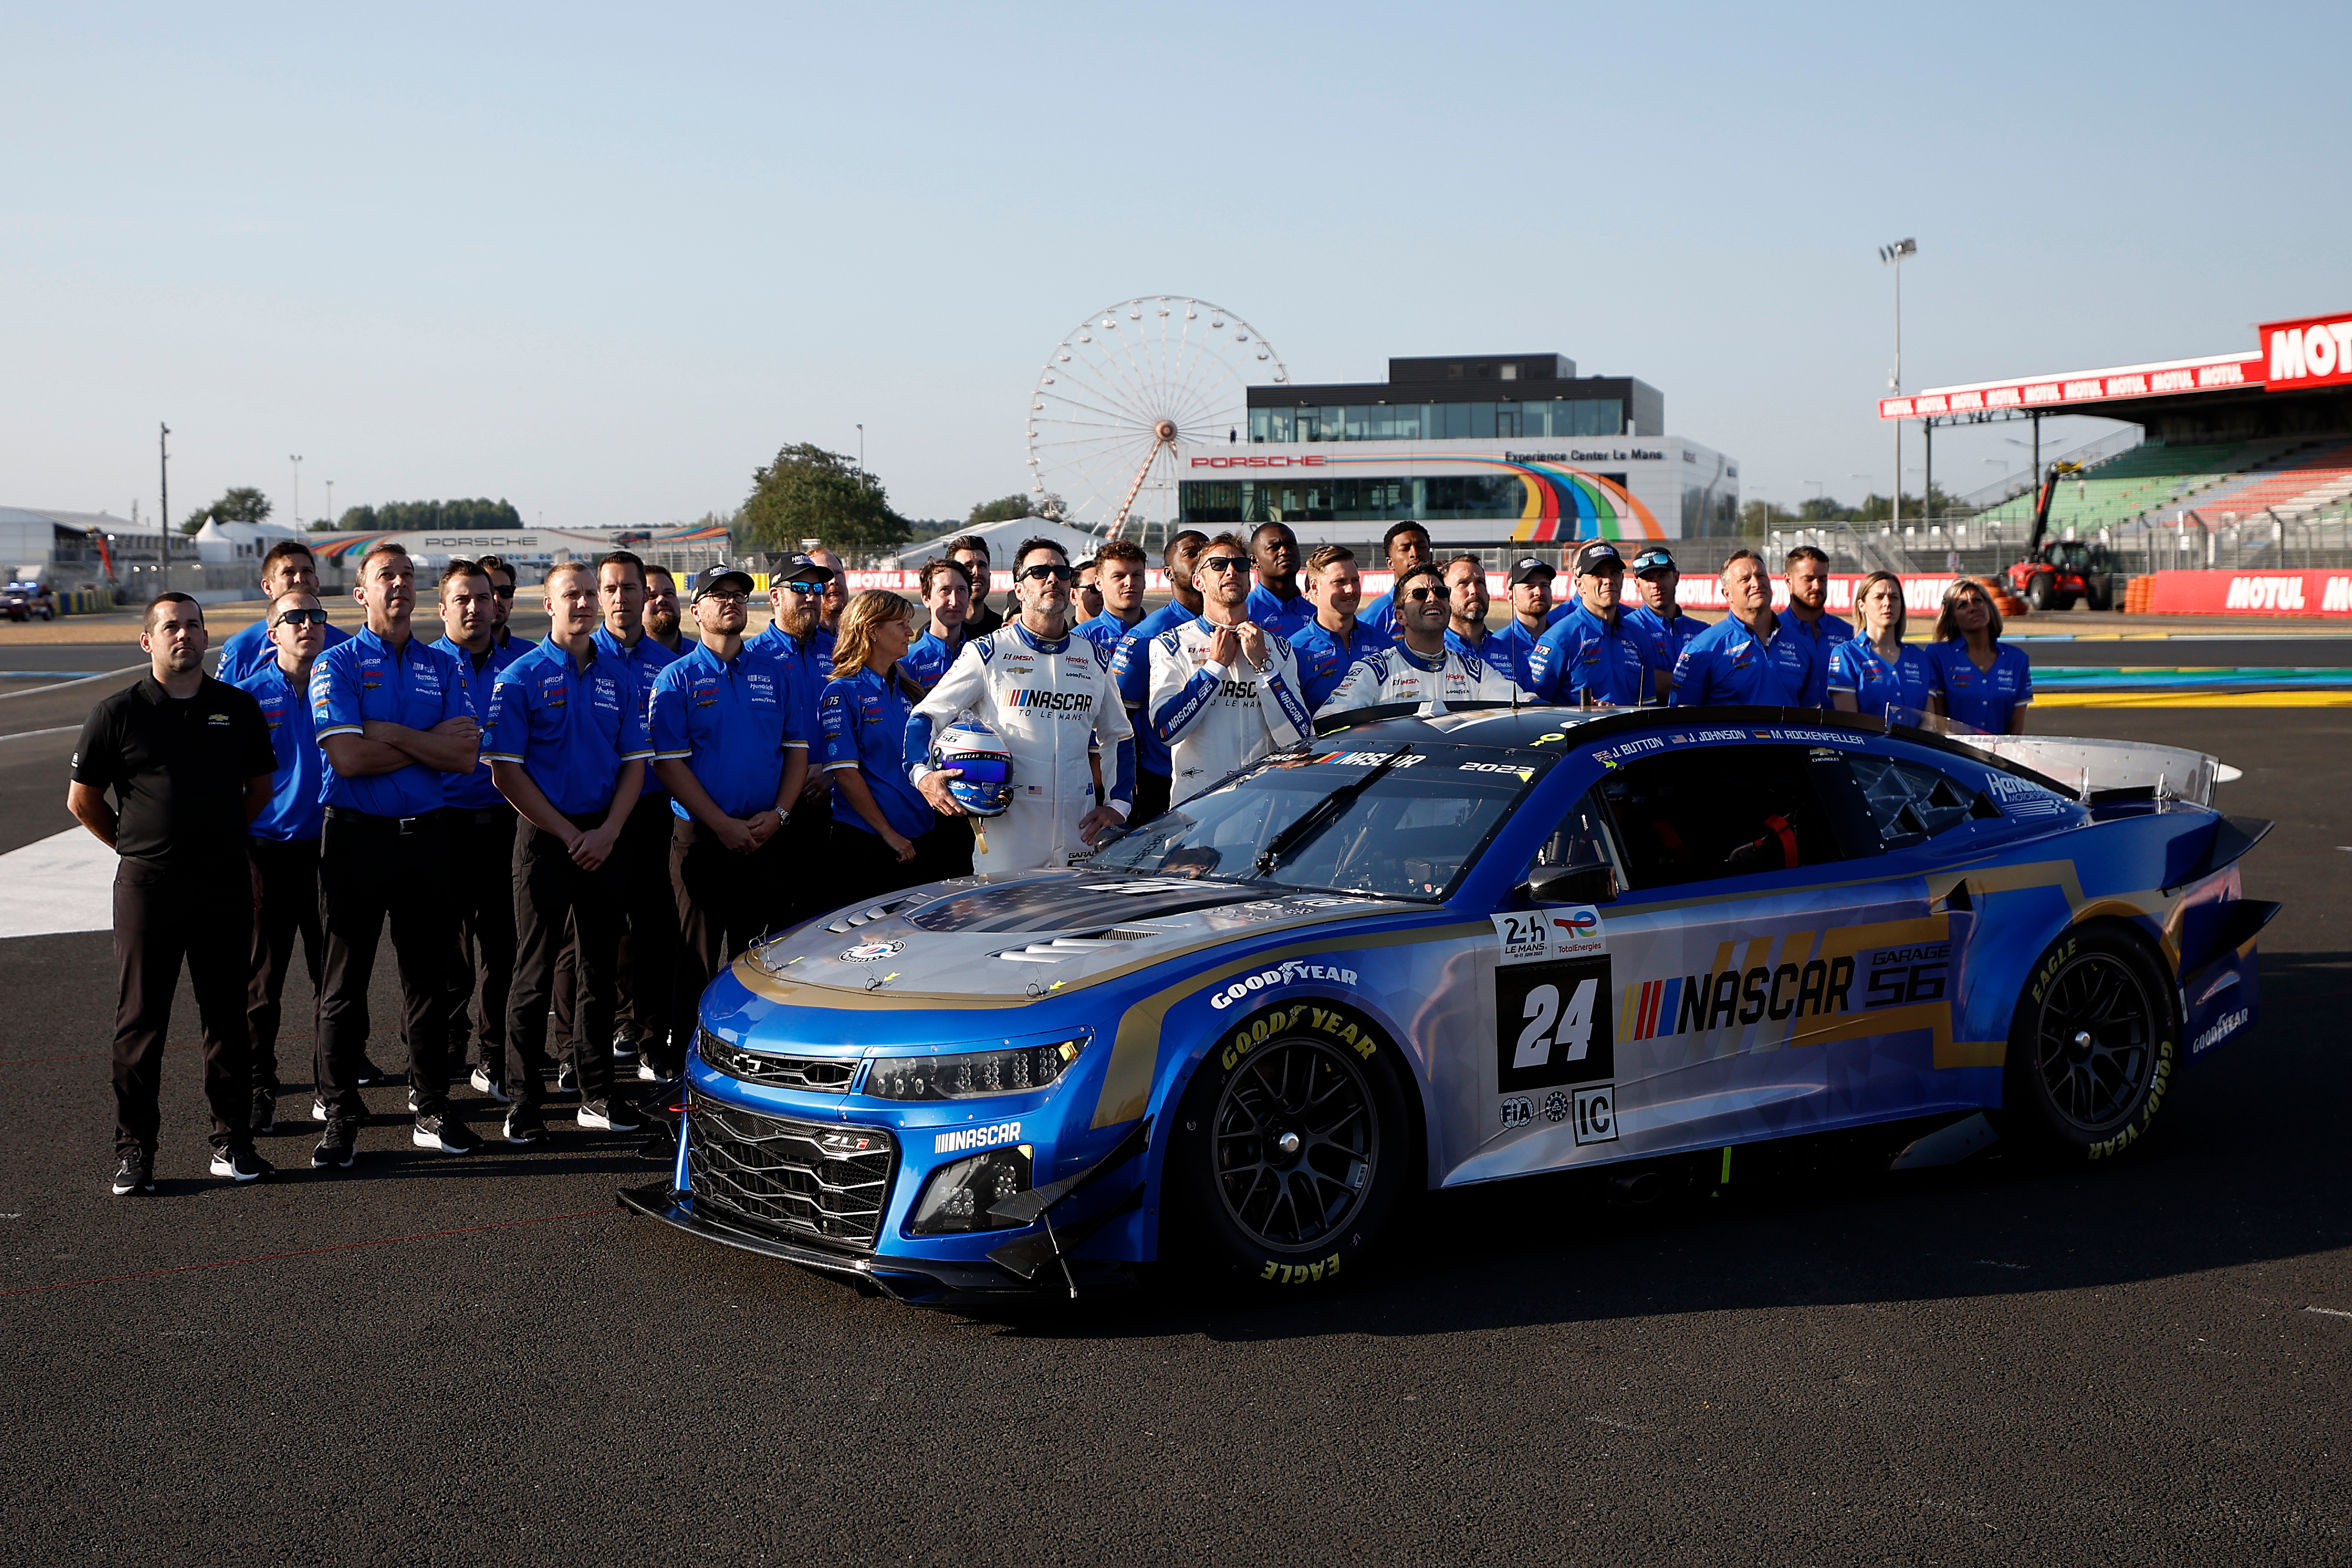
left=2147, top=569, right=2352, bottom=616
left=1879, top=354, right=2260, bottom=421
left=2259, top=312, right=2352, bottom=393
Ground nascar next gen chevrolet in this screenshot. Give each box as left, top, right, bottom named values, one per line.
left=623, top=702, right=2276, bottom=1304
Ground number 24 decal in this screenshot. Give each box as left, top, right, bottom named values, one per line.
left=1514, top=978, right=1600, bottom=1070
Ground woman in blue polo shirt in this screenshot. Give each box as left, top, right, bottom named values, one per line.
left=821, top=591, right=954, bottom=902
left=1925, top=578, right=2032, bottom=734
left=1828, top=571, right=1935, bottom=723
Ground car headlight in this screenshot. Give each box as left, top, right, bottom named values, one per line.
left=864, top=1037, right=1086, bottom=1102
left=906, top=1146, right=1032, bottom=1235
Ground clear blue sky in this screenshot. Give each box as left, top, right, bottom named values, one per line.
left=6, top=1, right=2345, bottom=534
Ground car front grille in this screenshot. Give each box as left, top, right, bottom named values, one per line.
left=697, top=1028, right=857, bottom=1093
left=684, top=1091, right=896, bottom=1250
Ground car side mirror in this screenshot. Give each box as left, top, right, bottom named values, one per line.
left=1520, top=862, right=1617, bottom=905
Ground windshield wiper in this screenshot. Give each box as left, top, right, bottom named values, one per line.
left=1252, top=744, right=1413, bottom=879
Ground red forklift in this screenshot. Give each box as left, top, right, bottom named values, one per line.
left=2005, top=461, right=2117, bottom=611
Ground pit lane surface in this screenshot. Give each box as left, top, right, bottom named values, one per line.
left=0, top=689, right=2345, bottom=1560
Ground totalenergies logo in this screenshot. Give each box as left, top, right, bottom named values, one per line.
left=2263, top=312, right=2352, bottom=391
left=1190, top=454, right=1328, bottom=469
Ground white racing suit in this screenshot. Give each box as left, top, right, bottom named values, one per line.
left=905, top=623, right=1135, bottom=874
left=1315, top=642, right=1529, bottom=719
left=1146, top=615, right=1316, bottom=804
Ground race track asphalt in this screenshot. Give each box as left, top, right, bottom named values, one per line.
left=0, top=701, right=2345, bottom=1564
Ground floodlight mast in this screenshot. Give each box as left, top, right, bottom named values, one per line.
left=1879, top=238, right=1916, bottom=529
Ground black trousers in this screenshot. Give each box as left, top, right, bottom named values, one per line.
left=1132, top=769, right=1172, bottom=829
left=829, top=819, right=966, bottom=908
left=436, top=804, right=518, bottom=1083
left=552, top=791, right=678, bottom=1056
left=667, top=822, right=792, bottom=1075
left=316, top=809, right=454, bottom=1122
left=112, top=856, right=255, bottom=1157
left=773, top=792, right=837, bottom=929
left=245, top=836, right=321, bottom=1091
left=506, top=816, right=624, bottom=1114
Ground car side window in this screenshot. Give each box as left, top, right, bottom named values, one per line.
left=1845, top=754, right=1988, bottom=849
left=1592, top=744, right=1883, bottom=890
left=1528, top=788, right=1627, bottom=882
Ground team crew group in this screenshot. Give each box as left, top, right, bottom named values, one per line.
left=74, top=522, right=2030, bottom=1194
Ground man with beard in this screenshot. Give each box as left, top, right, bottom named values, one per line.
left=1776, top=545, right=1852, bottom=707
left=1242, top=521, right=1312, bottom=640
left=1108, top=529, right=1206, bottom=824
left=643, top=565, right=691, bottom=655
left=908, top=540, right=1133, bottom=873
left=308, top=545, right=482, bottom=1165
left=1528, top=542, right=1651, bottom=707
left=1488, top=556, right=1556, bottom=692
left=478, top=555, right=535, bottom=654
left=1441, top=554, right=1512, bottom=667
left=72, top=594, right=278, bottom=1194
left=946, top=535, right=1002, bottom=636
left=429, top=560, right=530, bottom=1104
left=1317, top=562, right=1527, bottom=717
left=1145, top=531, right=1314, bottom=803
left=748, top=551, right=839, bottom=921
left=809, top=548, right=849, bottom=636
left=1355, top=521, right=1434, bottom=640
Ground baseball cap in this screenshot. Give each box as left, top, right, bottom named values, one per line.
left=1506, top=555, right=1557, bottom=586
left=1572, top=541, right=1626, bottom=577
left=771, top=551, right=838, bottom=584
left=689, top=565, right=755, bottom=601
left=1628, top=547, right=1677, bottom=576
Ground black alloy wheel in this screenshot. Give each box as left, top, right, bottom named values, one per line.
left=1211, top=1038, right=1378, bottom=1251
left=2004, top=924, right=2178, bottom=1163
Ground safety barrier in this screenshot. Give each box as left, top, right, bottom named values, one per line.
left=2144, top=569, right=2352, bottom=616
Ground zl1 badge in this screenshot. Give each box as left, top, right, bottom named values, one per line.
left=1494, top=954, right=1614, bottom=1094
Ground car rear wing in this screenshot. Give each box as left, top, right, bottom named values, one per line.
left=1944, top=735, right=2240, bottom=808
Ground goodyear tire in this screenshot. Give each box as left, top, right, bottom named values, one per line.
left=1167, top=997, right=1413, bottom=1289
left=2002, top=923, right=2178, bottom=1164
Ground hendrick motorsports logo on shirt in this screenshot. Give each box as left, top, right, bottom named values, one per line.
left=840, top=940, right=904, bottom=963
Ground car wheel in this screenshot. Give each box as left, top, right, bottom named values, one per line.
left=2086, top=576, right=2115, bottom=611
left=2025, top=574, right=2052, bottom=610
left=1168, top=999, right=1414, bottom=1288
left=2002, top=924, right=2178, bottom=1164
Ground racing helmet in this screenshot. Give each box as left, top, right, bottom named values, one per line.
left=931, top=718, right=1013, bottom=817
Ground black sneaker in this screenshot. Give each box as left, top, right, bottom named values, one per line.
left=251, top=1086, right=278, bottom=1136
left=503, top=1109, right=550, bottom=1146
left=353, top=1056, right=402, bottom=1088
left=469, top=1065, right=512, bottom=1104
left=210, top=1147, right=275, bottom=1183
left=577, top=1099, right=643, bottom=1132
left=312, top=1122, right=358, bottom=1169
left=412, top=1115, right=482, bottom=1154
left=111, top=1151, right=155, bottom=1195
left=556, top=1062, right=578, bottom=1094
left=612, top=1028, right=639, bottom=1062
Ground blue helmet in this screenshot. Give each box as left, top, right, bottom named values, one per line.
left=931, top=718, right=1013, bottom=817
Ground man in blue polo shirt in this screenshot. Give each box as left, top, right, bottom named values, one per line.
left=213, top=539, right=351, bottom=686
left=1672, top=550, right=1811, bottom=707
left=650, top=566, right=809, bottom=1084
left=1109, top=529, right=1208, bottom=825
left=1442, top=555, right=1513, bottom=668
left=1356, top=521, right=1434, bottom=640
left=234, top=588, right=329, bottom=1135
left=747, top=551, right=838, bottom=926
left=1288, top=544, right=1390, bottom=712
left=904, top=558, right=971, bottom=688
left=483, top=559, right=654, bottom=1144
left=1487, top=556, right=1556, bottom=691
left=1530, top=541, right=1653, bottom=706
left=1776, top=545, right=1853, bottom=707
left=428, top=560, right=531, bottom=1104
left=1243, top=521, right=1313, bottom=640
left=309, top=544, right=482, bottom=1167
left=1622, top=547, right=1707, bottom=700
left=1073, top=540, right=1151, bottom=654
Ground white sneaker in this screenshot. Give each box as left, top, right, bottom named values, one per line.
left=637, top=1060, right=660, bottom=1082
left=577, top=1100, right=644, bottom=1133
left=470, top=1065, right=512, bottom=1104
left=311, top=1099, right=329, bottom=1123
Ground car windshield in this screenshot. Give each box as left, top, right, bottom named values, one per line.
left=1086, top=742, right=1558, bottom=900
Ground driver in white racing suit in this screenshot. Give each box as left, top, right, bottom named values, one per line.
left=1146, top=531, right=1316, bottom=804
left=1317, top=561, right=1529, bottom=718
left=905, top=537, right=1135, bottom=874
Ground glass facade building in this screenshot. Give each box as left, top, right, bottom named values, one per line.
left=1250, top=399, right=1627, bottom=444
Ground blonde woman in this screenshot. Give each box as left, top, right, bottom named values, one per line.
left=1926, top=579, right=2033, bottom=735
left=1827, top=571, right=1935, bottom=722
left=819, top=590, right=951, bottom=902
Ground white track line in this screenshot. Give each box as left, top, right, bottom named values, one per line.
left=0, top=726, right=78, bottom=744
left=0, top=663, right=147, bottom=701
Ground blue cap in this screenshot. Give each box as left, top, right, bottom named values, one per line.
left=1628, top=547, right=1677, bottom=576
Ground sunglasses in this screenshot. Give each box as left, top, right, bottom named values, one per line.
left=1402, top=585, right=1450, bottom=602
left=1198, top=556, right=1247, bottom=574
left=491, top=586, right=516, bottom=600
left=782, top=580, right=825, bottom=595
left=271, top=608, right=331, bottom=628
left=1017, top=563, right=1074, bottom=583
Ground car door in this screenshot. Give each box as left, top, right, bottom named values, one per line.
left=1457, top=734, right=1968, bottom=1183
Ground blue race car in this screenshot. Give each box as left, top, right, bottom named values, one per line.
left=621, top=703, right=2276, bottom=1305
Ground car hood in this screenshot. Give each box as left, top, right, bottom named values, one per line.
left=739, top=870, right=1418, bottom=1001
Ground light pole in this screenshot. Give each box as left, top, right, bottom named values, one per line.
left=1878, top=237, right=1915, bottom=529
left=325, top=480, right=334, bottom=531
left=289, top=454, right=303, bottom=532
left=856, top=424, right=865, bottom=473
left=159, top=423, right=171, bottom=537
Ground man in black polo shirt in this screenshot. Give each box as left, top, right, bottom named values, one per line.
left=69, top=593, right=280, bottom=1195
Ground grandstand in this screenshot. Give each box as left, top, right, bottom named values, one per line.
left=1975, top=437, right=2337, bottom=536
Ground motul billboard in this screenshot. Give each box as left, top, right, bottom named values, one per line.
left=2259, top=312, right=2352, bottom=392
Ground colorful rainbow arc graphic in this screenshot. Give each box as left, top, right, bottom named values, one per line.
left=1309, top=451, right=1664, bottom=542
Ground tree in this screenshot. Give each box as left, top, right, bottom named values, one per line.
left=180, top=485, right=272, bottom=535
left=965, top=491, right=1065, bottom=527
left=741, top=443, right=909, bottom=556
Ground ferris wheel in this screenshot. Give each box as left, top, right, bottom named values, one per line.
left=1026, top=298, right=1288, bottom=546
